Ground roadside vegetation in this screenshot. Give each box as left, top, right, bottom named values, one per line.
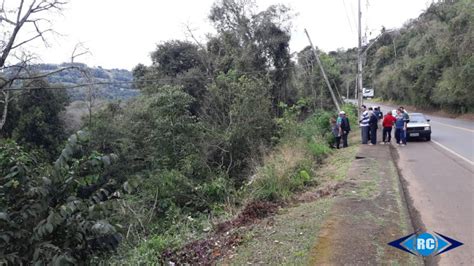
left=334, top=0, right=473, bottom=114
left=227, top=134, right=360, bottom=265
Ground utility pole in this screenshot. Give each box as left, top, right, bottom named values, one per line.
left=304, top=28, right=341, bottom=112
left=354, top=75, right=358, bottom=100
left=357, top=0, right=363, bottom=118
left=346, top=82, right=349, bottom=99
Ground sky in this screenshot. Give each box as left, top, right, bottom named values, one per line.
left=30, top=0, right=434, bottom=70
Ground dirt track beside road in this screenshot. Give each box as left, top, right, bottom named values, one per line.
left=309, top=141, right=421, bottom=265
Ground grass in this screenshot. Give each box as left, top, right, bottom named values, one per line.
left=225, top=132, right=361, bottom=264
left=342, top=156, right=385, bottom=200
left=315, top=133, right=359, bottom=182
left=250, top=116, right=334, bottom=202
left=358, top=180, right=378, bottom=199
left=250, top=103, right=358, bottom=202
left=251, top=141, right=314, bottom=201
left=224, top=198, right=333, bottom=265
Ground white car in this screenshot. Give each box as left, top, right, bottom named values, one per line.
left=406, top=113, right=431, bottom=141
left=363, top=88, right=374, bottom=98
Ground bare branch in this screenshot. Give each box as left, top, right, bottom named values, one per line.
left=17, top=0, right=26, bottom=23
left=0, top=15, right=17, bottom=25
left=184, top=23, right=214, bottom=78
left=0, top=0, right=67, bottom=68
left=10, top=29, right=53, bottom=50
left=31, top=1, right=66, bottom=14
left=71, top=42, right=91, bottom=63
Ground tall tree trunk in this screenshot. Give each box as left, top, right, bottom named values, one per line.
left=0, top=91, right=10, bottom=131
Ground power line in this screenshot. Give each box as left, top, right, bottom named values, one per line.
left=349, top=0, right=358, bottom=32
left=4, top=51, right=354, bottom=92
left=342, top=0, right=355, bottom=34
left=3, top=64, right=303, bottom=91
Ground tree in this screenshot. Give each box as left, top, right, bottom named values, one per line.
left=0, top=0, right=68, bottom=131
left=296, top=46, right=343, bottom=110
left=202, top=71, right=274, bottom=180
left=133, top=41, right=208, bottom=114
left=12, top=78, right=69, bottom=159
left=150, top=41, right=205, bottom=77
left=208, top=0, right=295, bottom=114
left=334, top=0, right=473, bottom=113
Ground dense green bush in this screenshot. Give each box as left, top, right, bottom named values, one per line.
left=0, top=132, right=122, bottom=264
left=1, top=79, right=69, bottom=161
left=250, top=109, right=335, bottom=202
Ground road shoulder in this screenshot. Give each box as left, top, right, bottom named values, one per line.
left=223, top=136, right=421, bottom=264
left=310, top=142, right=420, bottom=265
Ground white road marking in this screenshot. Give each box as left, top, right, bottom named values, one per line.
left=431, top=139, right=474, bottom=166
left=430, top=120, right=474, bottom=133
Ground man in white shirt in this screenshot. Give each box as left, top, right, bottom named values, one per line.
left=359, top=105, right=369, bottom=144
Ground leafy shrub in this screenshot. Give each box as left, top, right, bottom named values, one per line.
left=0, top=132, right=122, bottom=264
left=251, top=114, right=329, bottom=201
left=308, top=140, right=331, bottom=160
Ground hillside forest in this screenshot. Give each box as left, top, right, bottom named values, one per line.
left=0, top=0, right=472, bottom=264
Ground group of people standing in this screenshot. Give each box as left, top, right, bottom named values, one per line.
left=330, top=105, right=410, bottom=149
left=359, top=105, right=410, bottom=146
left=331, top=111, right=351, bottom=149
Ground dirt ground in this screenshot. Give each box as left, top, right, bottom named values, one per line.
left=309, top=142, right=421, bottom=265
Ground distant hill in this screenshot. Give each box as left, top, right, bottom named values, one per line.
left=31, top=63, right=139, bottom=101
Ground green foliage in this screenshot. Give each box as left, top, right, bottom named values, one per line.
left=150, top=41, right=205, bottom=77
left=296, top=46, right=344, bottom=111
left=275, top=100, right=307, bottom=137
left=366, top=0, right=473, bottom=113
left=0, top=132, right=122, bottom=265
left=307, top=141, right=331, bottom=159
left=432, top=59, right=474, bottom=113
left=250, top=110, right=333, bottom=201
left=89, top=85, right=203, bottom=174
left=203, top=71, right=275, bottom=180
left=128, top=85, right=201, bottom=170
left=3, top=79, right=69, bottom=160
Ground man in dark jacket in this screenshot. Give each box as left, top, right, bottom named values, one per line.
left=368, top=111, right=378, bottom=145
left=374, top=107, right=383, bottom=121
left=339, top=111, right=351, bottom=148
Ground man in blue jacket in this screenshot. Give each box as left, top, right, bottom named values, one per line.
left=395, top=108, right=407, bottom=146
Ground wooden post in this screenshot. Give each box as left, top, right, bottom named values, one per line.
left=304, top=28, right=341, bottom=112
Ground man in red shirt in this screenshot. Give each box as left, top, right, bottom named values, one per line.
left=382, top=111, right=397, bottom=144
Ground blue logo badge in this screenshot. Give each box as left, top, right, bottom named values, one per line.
left=388, top=232, right=463, bottom=256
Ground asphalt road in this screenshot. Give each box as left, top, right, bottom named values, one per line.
left=362, top=101, right=474, bottom=265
